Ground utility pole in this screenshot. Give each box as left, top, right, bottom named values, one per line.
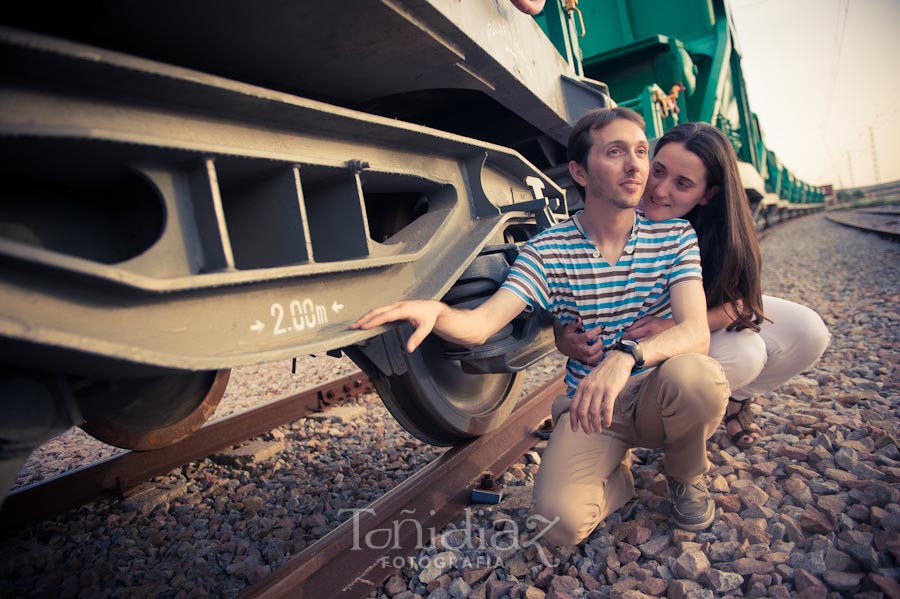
left=868, top=126, right=880, bottom=184
left=847, top=151, right=854, bottom=188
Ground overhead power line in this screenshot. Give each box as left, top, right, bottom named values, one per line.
left=822, top=0, right=850, bottom=129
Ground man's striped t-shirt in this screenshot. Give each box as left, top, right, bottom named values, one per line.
left=500, top=211, right=702, bottom=396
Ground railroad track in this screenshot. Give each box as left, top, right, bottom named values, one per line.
left=852, top=206, right=900, bottom=215
left=825, top=208, right=900, bottom=240
left=2, top=365, right=563, bottom=598
left=237, top=373, right=563, bottom=599
left=0, top=371, right=374, bottom=536
left=5, top=212, right=899, bottom=598
left=3, top=367, right=562, bottom=598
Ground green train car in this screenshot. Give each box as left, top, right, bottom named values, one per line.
left=0, top=0, right=822, bottom=499
left=537, top=0, right=825, bottom=219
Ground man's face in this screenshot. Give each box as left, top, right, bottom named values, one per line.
left=571, top=119, right=649, bottom=210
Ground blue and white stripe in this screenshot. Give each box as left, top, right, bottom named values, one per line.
left=501, top=212, right=702, bottom=395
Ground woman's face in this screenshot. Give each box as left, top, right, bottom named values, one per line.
left=642, top=142, right=718, bottom=221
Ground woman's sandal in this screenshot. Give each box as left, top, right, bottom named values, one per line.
left=724, top=397, right=761, bottom=449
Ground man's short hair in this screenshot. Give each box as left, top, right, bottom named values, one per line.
left=566, top=107, right=646, bottom=200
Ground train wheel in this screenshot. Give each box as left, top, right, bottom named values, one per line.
left=78, top=369, right=230, bottom=451
left=367, top=328, right=523, bottom=446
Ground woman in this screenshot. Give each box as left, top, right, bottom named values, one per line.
left=555, top=122, right=830, bottom=449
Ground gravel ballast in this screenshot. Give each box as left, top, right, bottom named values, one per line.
left=1, top=212, right=898, bottom=599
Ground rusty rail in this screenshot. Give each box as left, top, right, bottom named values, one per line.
left=826, top=210, right=900, bottom=240
left=238, top=373, right=565, bottom=599
left=0, top=371, right=372, bottom=536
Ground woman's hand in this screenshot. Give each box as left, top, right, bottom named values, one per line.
left=553, top=317, right=605, bottom=365
left=622, top=315, right=673, bottom=341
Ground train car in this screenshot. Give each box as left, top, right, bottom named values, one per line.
left=0, top=0, right=823, bottom=499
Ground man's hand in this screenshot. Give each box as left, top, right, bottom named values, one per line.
left=349, top=300, right=446, bottom=353
left=350, top=290, right=529, bottom=354
left=553, top=317, right=605, bottom=365
left=622, top=315, right=673, bottom=341
left=568, top=350, right=634, bottom=433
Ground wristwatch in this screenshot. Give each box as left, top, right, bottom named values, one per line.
left=612, top=339, right=644, bottom=370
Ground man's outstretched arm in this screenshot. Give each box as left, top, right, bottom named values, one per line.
left=349, top=289, right=529, bottom=353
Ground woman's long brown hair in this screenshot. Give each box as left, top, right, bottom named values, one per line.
left=654, top=123, right=765, bottom=331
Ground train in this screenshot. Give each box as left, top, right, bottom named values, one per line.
left=0, top=0, right=826, bottom=499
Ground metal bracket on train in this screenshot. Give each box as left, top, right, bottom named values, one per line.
left=499, top=176, right=561, bottom=233
left=443, top=310, right=555, bottom=374
left=440, top=243, right=557, bottom=374
left=343, top=329, right=412, bottom=379
left=465, top=153, right=561, bottom=233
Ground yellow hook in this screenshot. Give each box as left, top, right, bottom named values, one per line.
left=565, top=0, right=587, bottom=38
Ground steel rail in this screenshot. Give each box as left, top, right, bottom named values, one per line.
left=238, top=372, right=565, bottom=599
left=0, top=371, right=373, bottom=536
left=826, top=211, right=900, bottom=241
left=852, top=206, right=900, bottom=215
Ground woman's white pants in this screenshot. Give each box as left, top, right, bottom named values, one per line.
left=709, top=295, right=830, bottom=401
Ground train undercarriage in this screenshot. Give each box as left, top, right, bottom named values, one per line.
left=1, top=0, right=827, bottom=502
left=0, top=2, right=586, bottom=500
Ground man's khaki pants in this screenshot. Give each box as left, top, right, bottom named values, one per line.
left=532, top=353, right=729, bottom=546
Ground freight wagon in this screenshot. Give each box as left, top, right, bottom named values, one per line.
left=0, top=0, right=825, bottom=499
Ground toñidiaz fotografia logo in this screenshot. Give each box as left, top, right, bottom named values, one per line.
left=339, top=506, right=562, bottom=569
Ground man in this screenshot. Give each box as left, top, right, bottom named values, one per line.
left=351, top=107, right=729, bottom=544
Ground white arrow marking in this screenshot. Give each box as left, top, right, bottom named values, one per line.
left=250, top=320, right=265, bottom=333
left=332, top=301, right=345, bottom=313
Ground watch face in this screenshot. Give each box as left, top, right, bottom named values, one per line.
left=615, top=339, right=643, bottom=367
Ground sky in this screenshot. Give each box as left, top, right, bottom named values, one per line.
left=729, top=0, right=900, bottom=189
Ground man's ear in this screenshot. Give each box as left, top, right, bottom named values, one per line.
left=699, top=185, right=719, bottom=206
left=568, top=160, right=587, bottom=186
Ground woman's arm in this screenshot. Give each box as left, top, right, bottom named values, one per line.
left=616, top=299, right=744, bottom=342
left=552, top=318, right=605, bottom=364
left=706, top=300, right=743, bottom=332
